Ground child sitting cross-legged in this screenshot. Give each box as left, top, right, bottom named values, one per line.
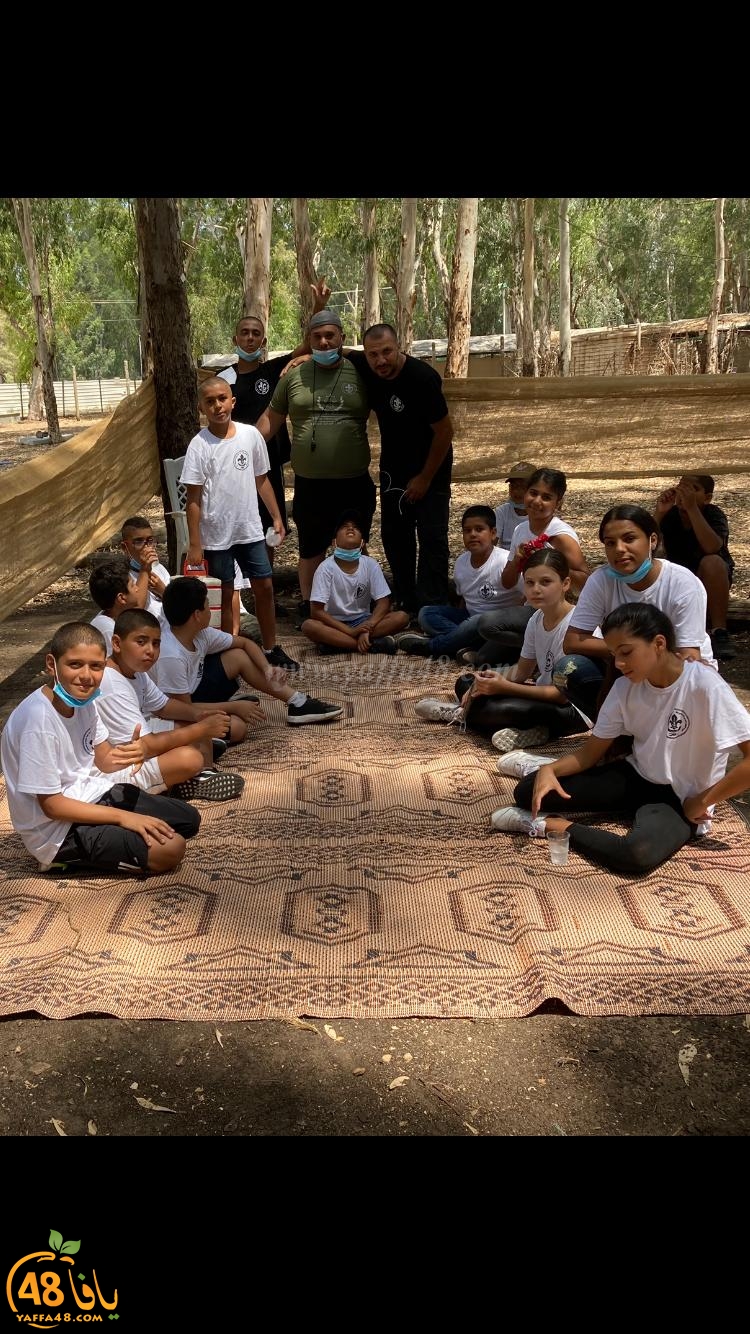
left=152, top=576, right=343, bottom=727
left=300, top=510, right=409, bottom=655
left=96, top=608, right=244, bottom=802
left=415, top=550, right=590, bottom=754
left=397, top=505, right=522, bottom=662
left=0, top=622, right=201, bottom=876
left=89, top=558, right=145, bottom=655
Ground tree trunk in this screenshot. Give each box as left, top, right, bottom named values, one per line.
left=522, top=197, right=537, bottom=377
left=135, top=207, right=153, bottom=378
left=538, top=226, right=552, bottom=370
left=360, top=198, right=380, bottom=336
left=705, top=197, right=726, bottom=374
left=396, top=198, right=418, bottom=351
left=11, top=198, right=62, bottom=442
left=28, top=364, right=44, bottom=419
left=738, top=199, right=749, bottom=312
left=559, top=198, right=571, bottom=376
left=135, top=197, right=199, bottom=573
left=445, top=198, right=479, bottom=379
left=293, top=198, right=318, bottom=334
left=243, top=198, right=273, bottom=325
left=428, top=198, right=451, bottom=313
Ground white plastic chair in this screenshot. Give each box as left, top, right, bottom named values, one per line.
left=163, top=455, right=189, bottom=574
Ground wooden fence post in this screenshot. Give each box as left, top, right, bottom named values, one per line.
left=124, top=360, right=131, bottom=395
left=72, top=367, right=80, bottom=421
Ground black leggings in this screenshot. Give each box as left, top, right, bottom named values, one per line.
left=454, top=673, right=586, bottom=741
left=513, top=760, right=695, bottom=875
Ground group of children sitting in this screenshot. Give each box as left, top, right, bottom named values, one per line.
left=2, top=382, right=748, bottom=885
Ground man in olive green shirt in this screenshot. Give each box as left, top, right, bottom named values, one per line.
left=257, top=310, right=375, bottom=602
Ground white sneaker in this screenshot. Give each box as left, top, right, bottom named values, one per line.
left=491, top=806, right=547, bottom=835
left=491, top=725, right=550, bottom=753
left=495, top=749, right=557, bottom=778
left=415, top=697, right=463, bottom=725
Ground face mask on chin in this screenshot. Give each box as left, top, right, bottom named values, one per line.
left=51, top=662, right=101, bottom=709
left=333, top=545, right=362, bottom=563
left=312, top=348, right=341, bottom=366
left=235, top=344, right=264, bottom=362
left=604, top=555, right=654, bottom=584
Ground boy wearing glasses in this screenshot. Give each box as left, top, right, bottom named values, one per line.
left=121, top=516, right=171, bottom=619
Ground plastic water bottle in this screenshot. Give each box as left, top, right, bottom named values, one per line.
left=265, top=526, right=282, bottom=548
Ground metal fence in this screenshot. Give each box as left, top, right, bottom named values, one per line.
left=0, top=377, right=143, bottom=421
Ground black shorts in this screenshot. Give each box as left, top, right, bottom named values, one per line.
left=292, top=472, right=377, bottom=559
left=53, top=783, right=200, bottom=874
left=191, top=652, right=239, bottom=703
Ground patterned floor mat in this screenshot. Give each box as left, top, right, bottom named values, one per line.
left=1, top=639, right=749, bottom=1019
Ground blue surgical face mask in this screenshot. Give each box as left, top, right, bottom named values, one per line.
left=312, top=348, right=341, bottom=366
left=334, top=545, right=362, bottom=562
left=129, top=557, right=142, bottom=571
left=604, top=555, right=654, bottom=584
left=235, top=344, right=264, bottom=362
left=51, top=663, right=101, bottom=709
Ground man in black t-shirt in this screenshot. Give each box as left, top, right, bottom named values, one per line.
left=654, top=472, right=736, bottom=660
left=347, top=323, right=453, bottom=613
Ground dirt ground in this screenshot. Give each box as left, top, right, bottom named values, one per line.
left=1, top=416, right=750, bottom=1138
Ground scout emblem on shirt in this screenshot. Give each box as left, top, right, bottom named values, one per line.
left=389, top=395, right=405, bottom=413
left=315, top=394, right=343, bottom=414
left=255, top=378, right=270, bottom=396
left=545, top=650, right=555, bottom=674
left=356, top=584, right=366, bottom=598
left=479, top=582, right=494, bottom=600
left=234, top=451, right=250, bottom=470
left=343, top=383, right=356, bottom=395
left=666, top=709, right=689, bottom=738
left=82, top=726, right=96, bottom=755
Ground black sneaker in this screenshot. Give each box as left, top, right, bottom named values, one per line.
left=286, top=697, right=344, bottom=725
left=171, top=770, right=245, bottom=801
left=711, top=629, right=737, bottom=661
left=295, top=600, right=312, bottom=627
left=265, top=644, right=300, bottom=672
left=212, top=737, right=228, bottom=762
left=395, top=632, right=434, bottom=657
left=371, top=635, right=397, bottom=655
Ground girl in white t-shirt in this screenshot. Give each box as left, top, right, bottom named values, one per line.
left=451, top=551, right=588, bottom=748
left=556, top=504, right=716, bottom=724
left=302, top=511, right=409, bottom=655
left=492, top=604, right=750, bottom=875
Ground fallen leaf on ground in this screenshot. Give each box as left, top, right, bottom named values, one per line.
left=555, top=1056, right=580, bottom=1067
left=381, top=1053, right=392, bottom=1064
left=288, top=1017, right=319, bottom=1034
left=134, top=1096, right=178, bottom=1113
left=175, top=1055, right=186, bottom=1066
left=352, top=1068, right=365, bottom=1076
left=463, top=1122, right=480, bottom=1135
left=403, top=1053, right=413, bottom=1063
left=215, top=1028, right=224, bottom=1049
left=29, top=1061, right=51, bottom=1075
left=389, top=1076, right=410, bottom=1090
left=129, top=1081, right=138, bottom=1090
left=324, top=1024, right=345, bottom=1042
left=678, top=1044, right=697, bottom=1086
left=49, top=1118, right=67, bottom=1136
left=87, top=1120, right=98, bottom=1136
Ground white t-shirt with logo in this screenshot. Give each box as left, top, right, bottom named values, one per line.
left=149, top=625, right=234, bottom=697
left=520, top=607, right=576, bottom=685
left=0, top=690, right=114, bottom=868
left=454, top=546, right=520, bottom=615
left=311, top=555, right=391, bottom=621
left=570, top=560, right=714, bottom=663
left=593, top=659, right=750, bottom=833
left=180, top=422, right=271, bottom=549
left=494, top=501, right=526, bottom=551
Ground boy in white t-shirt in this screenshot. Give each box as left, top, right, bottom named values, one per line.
left=0, top=622, right=200, bottom=875
left=301, top=511, right=410, bottom=655
left=120, top=515, right=172, bottom=620
left=152, top=577, right=343, bottom=727
left=182, top=376, right=297, bottom=671
left=397, top=506, right=519, bottom=661
left=494, top=460, right=537, bottom=550
left=89, top=558, right=145, bottom=655
left=96, top=608, right=243, bottom=802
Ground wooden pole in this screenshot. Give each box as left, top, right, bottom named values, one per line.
left=72, top=366, right=80, bottom=420
left=124, top=359, right=131, bottom=395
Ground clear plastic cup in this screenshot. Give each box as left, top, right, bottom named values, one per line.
left=547, top=830, right=570, bottom=865
left=265, top=526, right=282, bottom=548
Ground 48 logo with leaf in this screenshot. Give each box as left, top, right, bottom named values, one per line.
left=5, top=1231, right=118, bottom=1323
